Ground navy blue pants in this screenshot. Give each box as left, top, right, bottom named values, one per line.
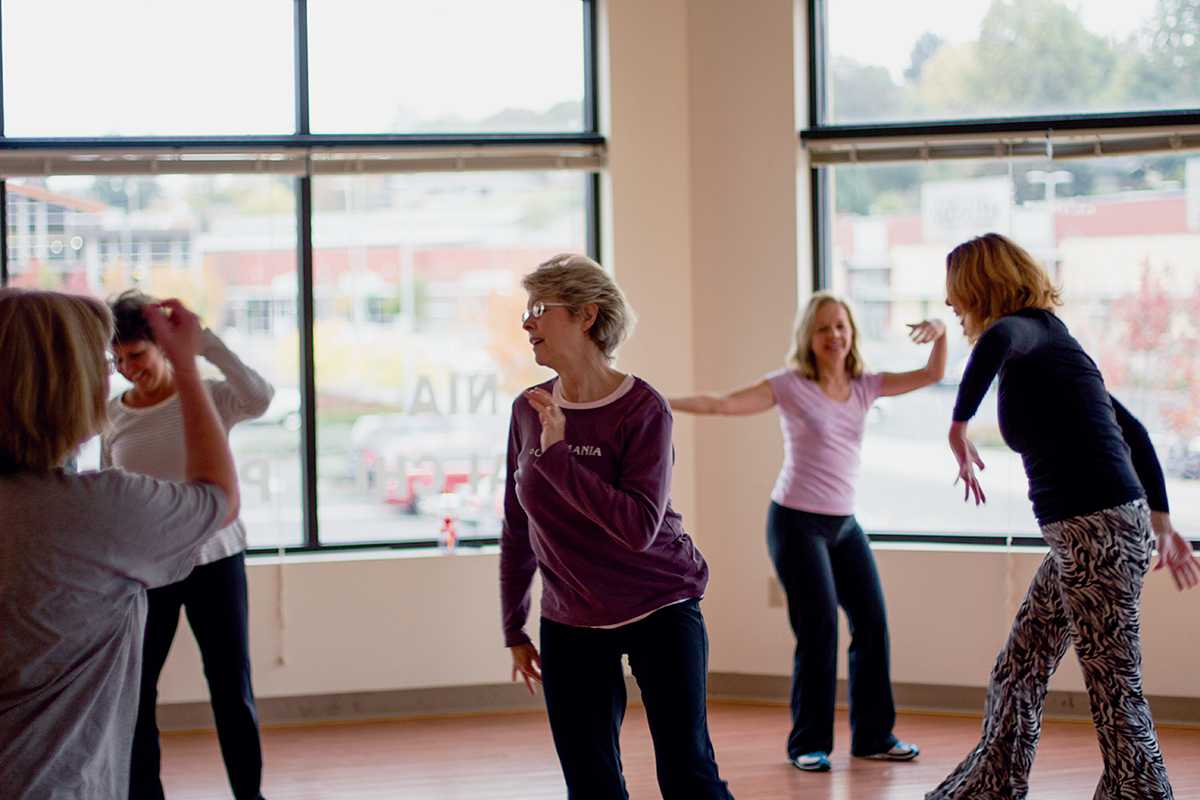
left=130, top=552, right=265, bottom=800
left=766, top=502, right=897, bottom=758
left=540, top=599, right=733, bottom=800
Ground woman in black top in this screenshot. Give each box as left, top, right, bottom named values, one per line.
left=928, top=233, right=1198, bottom=800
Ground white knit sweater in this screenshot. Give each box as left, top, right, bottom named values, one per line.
left=101, top=329, right=274, bottom=566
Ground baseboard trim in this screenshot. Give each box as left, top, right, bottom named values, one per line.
left=157, top=677, right=644, bottom=733
left=157, top=673, right=1199, bottom=733
left=707, top=672, right=1200, bottom=728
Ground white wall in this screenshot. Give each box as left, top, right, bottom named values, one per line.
left=159, top=0, right=1200, bottom=708
left=679, top=0, right=804, bottom=679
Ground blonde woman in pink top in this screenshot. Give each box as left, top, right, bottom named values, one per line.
left=670, top=291, right=946, bottom=773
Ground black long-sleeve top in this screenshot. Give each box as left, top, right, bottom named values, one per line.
left=952, top=308, right=1168, bottom=525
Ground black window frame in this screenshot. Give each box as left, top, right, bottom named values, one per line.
left=803, top=0, right=1200, bottom=550
left=0, top=0, right=603, bottom=555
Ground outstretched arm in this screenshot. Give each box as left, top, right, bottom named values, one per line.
left=880, top=319, right=947, bottom=397
left=669, top=380, right=776, bottom=416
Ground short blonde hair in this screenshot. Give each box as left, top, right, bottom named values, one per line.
left=521, top=254, right=636, bottom=360
left=0, top=288, right=112, bottom=472
left=946, top=233, right=1062, bottom=342
left=786, top=291, right=865, bottom=380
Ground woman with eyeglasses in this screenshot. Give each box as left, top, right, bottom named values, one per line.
left=103, top=289, right=273, bottom=800
left=501, top=254, right=734, bottom=800
left=0, top=290, right=239, bottom=799
left=670, top=292, right=946, bottom=773
left=929, top=233, right=1197, bottom=800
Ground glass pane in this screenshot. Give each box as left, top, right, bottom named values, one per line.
left=308, top=0, right=585, bottom=134
left=2, top=1, right=293, bottom=136
left=312, top=171, right=587, bottom=544
left=830, top=154, right=1200, bottom=540
left=6, top=175, right=303, bottom=548
left=826, top=0, right=1196, bottom=124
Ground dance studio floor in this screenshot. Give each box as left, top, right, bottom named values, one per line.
left=160, top=702, right=1200, bottom=799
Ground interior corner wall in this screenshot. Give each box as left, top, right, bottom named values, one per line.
left=681, top=0, right=802, bottom=675
left=602, top=0, right=698, bottom=525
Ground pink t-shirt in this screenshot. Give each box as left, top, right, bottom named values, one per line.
left=765, top=368, right=884, bottom=516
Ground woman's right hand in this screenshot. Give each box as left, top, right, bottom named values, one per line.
left=143, top=298, right=203, bottom=373
left=907, top=319, right=946, bottom=344
left=949, top=421, right=986, bottom=505
left=510, top=642, right=543, bottom=695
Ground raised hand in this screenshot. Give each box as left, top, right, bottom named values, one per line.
left=526, top=388, right=566, bottom=452
left=948, top=421, right=986, bottom=505
left=907, top=319, right=946, bottom=345
left=143, top=298, right=203, bottom=372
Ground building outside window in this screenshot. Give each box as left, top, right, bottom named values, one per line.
left=0, top=0, right=601, bottom=552
left=808, top=0, right=1200, bottom=544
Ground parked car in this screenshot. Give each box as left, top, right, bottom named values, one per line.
left=251, top=387, right=302, bottom=431
left=413, top=471, right=505, bottom=534
left=349, top=413, right=507, bottom=513
left=1166, top=435, right=1200, bottom=480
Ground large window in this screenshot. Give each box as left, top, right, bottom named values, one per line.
left=807, top=0, right=1200, bottom=545
left=826, top=0, right=1200, bottom=124
left=0, top=1, right=601, bottom=553
left=7, top=175, right=306, bottom=548
left=308, top=0, right=586, bottom=134
left=312, top=172, right=584, bottom=544
left=2, top=1, right=294, bottom=137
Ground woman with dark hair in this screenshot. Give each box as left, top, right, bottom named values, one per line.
left=0, top=290, right=238, bottom=799
left=671, top=291, right=945, bottom=772
left=104, top=289, right=273, bottom=800
left=930, top=233, right=1198, bottom=800
left=501, top=254, right=733, bottom=800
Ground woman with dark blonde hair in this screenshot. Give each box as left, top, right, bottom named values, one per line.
left=930, top=232, right=1197, bottom=800
left=671, top=291, right=947, bottom=772
left=0, top=289, right=239, bottom=799
left=501, top=254, right=733, bottom=799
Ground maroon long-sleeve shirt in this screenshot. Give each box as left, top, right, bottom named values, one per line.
left=499, top=376, right=709, bottom=647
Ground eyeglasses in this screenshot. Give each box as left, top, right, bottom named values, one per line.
left=522, top=301, right=571, bottom=324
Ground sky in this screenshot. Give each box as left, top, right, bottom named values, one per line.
left=829, top=0, right=1160, bottom=82
left=1, top=0, right=584, bottom=136
left=1, top=1, right=1164, bottom=136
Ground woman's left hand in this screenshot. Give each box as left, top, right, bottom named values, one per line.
left=526, top=388, right=566, bottom=451
left=907, top=319, right=946, bottom=344
left=1151, top=512, right=1200, bottom=591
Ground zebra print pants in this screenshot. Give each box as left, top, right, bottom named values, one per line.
left=927, top=499, right=1174, bottom=800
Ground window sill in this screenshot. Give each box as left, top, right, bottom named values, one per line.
left=246, top=544, right=499, bottom=566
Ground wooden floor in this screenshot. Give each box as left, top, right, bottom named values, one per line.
left=161, top=702, right=1200, bottom=799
